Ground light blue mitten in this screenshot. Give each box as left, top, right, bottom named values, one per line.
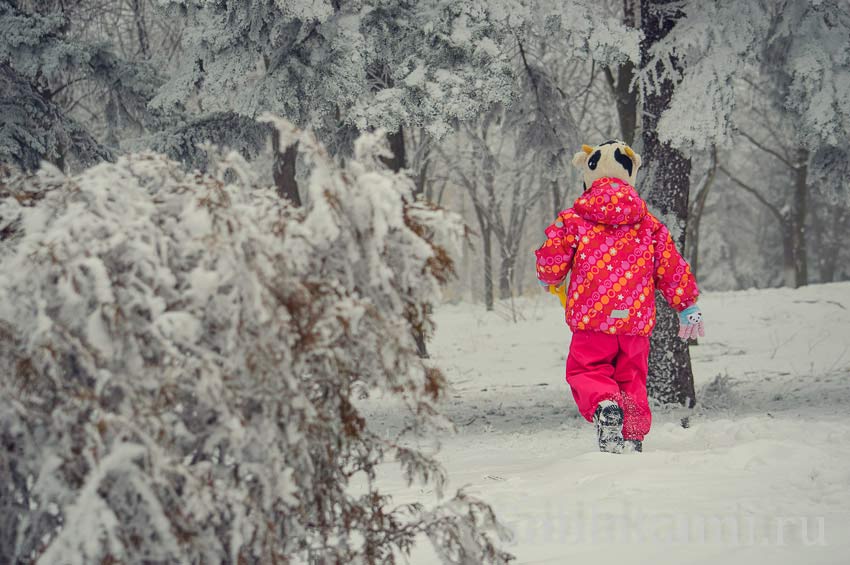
left=678, top=305, right=705, bottom=340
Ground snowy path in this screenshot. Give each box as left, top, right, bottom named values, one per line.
left=365, top=283, right=850, bottom=564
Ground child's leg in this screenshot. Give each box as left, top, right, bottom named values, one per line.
left=613, top=335, right=651, bottom=440
left=565, top=331, right=621, bottom=421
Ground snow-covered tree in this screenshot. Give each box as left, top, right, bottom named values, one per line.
left=510, top=8, right=639, bottom=215
left=437, top=105, right=547, bottom=309
left=155, top=0, right=516, bottom=139
left=650, top=0, right=850, bottom=154
left=642, top=0, right=850, bottom=289
left=0, top=0, right=159, bottom=170
left=151, top=0, right=521, bottom=202
left=0, top=62, right=110, bottom=170
left=636, top=0, right=698, bottom=407
left=47, top=0, right=185, bottom=148
left=0, top=118, right=512, bottom=564
left=430, top=2, right=639, bottom=308
left=631, top=0, right=850, bottom=403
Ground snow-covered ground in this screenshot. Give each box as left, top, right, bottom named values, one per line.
left=364, top=283, right=850, bottom=564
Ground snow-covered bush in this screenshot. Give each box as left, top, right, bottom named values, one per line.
left=0, top=117, right=512, bottom=564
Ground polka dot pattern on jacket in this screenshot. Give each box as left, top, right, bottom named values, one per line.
left=535, top=177, right=699, bottom=336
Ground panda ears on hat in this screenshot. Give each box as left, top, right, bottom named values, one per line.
left=623, top=145, right=642, bottom=170
left=571, top=143, right=642, bottom=170
left=571, top=144, right=594, bottom=169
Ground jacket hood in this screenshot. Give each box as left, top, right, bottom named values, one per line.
left=573, top=177, right=647, bottom=225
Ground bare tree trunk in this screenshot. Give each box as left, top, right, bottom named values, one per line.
left=499, top=248, right=513, bottom=300
left=272, top=129, right=300, bottom=206
left=640, top=0, right=697, bottom=408
left=480, top=221, right=494, bottom=311
left=817, top=206, right=846, bottom=282
left=780, top=226, right=797, bottom=288
left=131, top=0, right=150, bottom=58
left=382, top=126, right=407, bottom=174
left=551, top=178, right=562, bottom=218
left=414, top=150, right=429, bottom=199
left=498, top=174, right=539, bottom=301
left=791, top=147, right=809, bottom=287
left=722, top=239, right=748, bottom=290
left=604, top=0, right=639, bottom=145
left=686, top=146, right=717, bottom=280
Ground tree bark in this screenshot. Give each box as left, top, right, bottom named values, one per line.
left=483, top=227, right=494, bottom=311
left=614, top=61, right=638, bottom=146
left=498, top=248, right=515, bottom=300
left=640, top=0, right=697, bottom=408
left=817, top=206, right=846, bottom=283
left=604, top=0, right=639, bottom=145
left=131, top=0, right=150, bottom=58
left=414, top=149, right=429, bottom=199
left=781, top=226, right=797, bottom=288
left=791, top=147, right=809, bottom=287
left=718, top=164, right=807, bottom=288
left=551, top=178, right=562, bottom=218
left=467, top=187, right=494, bottom=312
left=476, top=209, right=495, bottom=312
left=686, top=146, right=717, bottom=280
left=382, top=126, right=407, bottom=174
left=272, top=129, right=301, bottom=206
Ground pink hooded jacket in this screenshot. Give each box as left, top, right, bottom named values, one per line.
left=535, top=177, right=699, bottom=336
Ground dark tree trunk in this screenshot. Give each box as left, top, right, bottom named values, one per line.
left=722, top=238, right=748, bottom=290
left=414, top=151, right=429, bottom=199
left=131, top=0, right=150, bottom=58
left=272, top=129, right=300, bottom=206
left=810, top=201, right=826, bottom=283
left=547, top=152, right=565, bottom=217
left=640, top=0, right=697, bottom=408
left=498, top=248, right=514, bottom=300
left=791, top=147, right=809, bottom=287
left=614, top=61, right=638, bottom=146
left=718, top=161, right=806, bottom=289
left=781, top=225, right=797, bottom=288
left=686, top=147, right=717, bottom=280
left=480, top=222, right=494, bottom=312
left=605, top=0, right=639, bottom=145
left=382, top=126, right=407, bottom=173
left=551, top=178, right=562, bottom=218
left=817, top=206, right=846, bottom=283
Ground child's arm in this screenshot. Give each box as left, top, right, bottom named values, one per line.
left=651, top=222, right=699, bottom=308
left=534, top=211, right=578, bottom=288
left=652, top=222, right=704, bottom=338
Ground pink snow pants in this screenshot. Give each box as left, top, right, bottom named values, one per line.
left=566, top=330, right=652, bottom=440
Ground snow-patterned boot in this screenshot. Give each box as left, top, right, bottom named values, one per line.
left=623, top=439, right=642, bottom=453
left=593, top=400, right=624, bottom=453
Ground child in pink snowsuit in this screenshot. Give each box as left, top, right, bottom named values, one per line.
left=535, top=140, right=704, bottom=453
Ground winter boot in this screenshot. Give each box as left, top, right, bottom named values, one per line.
left=593, top=400, right=624, bottom=453
left=623, top=439, right=642, bottom=453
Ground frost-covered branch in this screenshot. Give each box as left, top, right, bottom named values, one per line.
left=737, top=129, right=797, bottom=170
left=0, top=63, right=112, bottom=170
left=718, top=164, right=784, bottom=222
